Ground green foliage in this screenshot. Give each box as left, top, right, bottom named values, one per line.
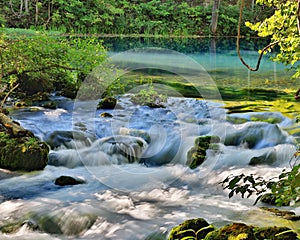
left=130, top=84, right=167, bottom=108
left=220, top=163, right=300, bottom=206
left=1, top=0, right=272, bottom=36
left=0, top=30, right=107, bottom=96
left=246, top=0, right=300, bottom=78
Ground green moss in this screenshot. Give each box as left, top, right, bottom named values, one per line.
left=0, top=131, right=49, bottom=171
left=0, top=222, right=23, bottom=234
left=168, top=218, right=214, bottom=240
left=226, top=116, right=248, bottom=124
left=97, top=97, right=117, bottom=109
left=250, top=116, right=282, bottom=124
left=131, top=86, right=167, bottom=108
left=204, top=223, right=255, bottom=240
left=186, top=136, right=220, bottom=169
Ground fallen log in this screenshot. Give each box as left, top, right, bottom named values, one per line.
left=0, top=112, right=32, bottom=137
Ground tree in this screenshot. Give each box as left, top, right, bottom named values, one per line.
left=243, top=0, right=300, bottom=78
left=211, top=0, right=220, bottom=35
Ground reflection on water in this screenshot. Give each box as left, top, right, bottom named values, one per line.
left=103, top=37, right=296, bottom=91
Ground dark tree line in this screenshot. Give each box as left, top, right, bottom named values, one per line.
left=0, top=0, right=273, bottom=36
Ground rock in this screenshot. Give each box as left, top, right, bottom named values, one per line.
left=44, top=130, right=96, bottom=149
left=186, top=136, right=220, bottom=169
left=55, top=176, right=85, bottom=186
left=14, top=101, right=27, bottom=108
left=168, top=218, right=214, bottom=240
left=168, top=218, right=298, bottom=240
left=205, top=223, right=254, bottom=240
left=41, top=101, right=57, bottom=109
left=260, top=207, right=300, bottom=221
left=222, top=122, right=289, bottom=149
left=253, top=226, right=298, bottom=240
left=97, top=97, right=117, bottom=109
left=249, top=150, right=277, bottom=166
left=100, top=112, right=113, bottom=118
left=0, top=131, right=49, bottom=171
left=205, top=223, right=298, bottom=240
left=119, top=127, right=151, bottom=143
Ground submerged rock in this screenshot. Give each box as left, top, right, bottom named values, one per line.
left=55, top=176, right=85, bottom=186
left=0, top=131, right=49, bottom=171
left=44, top=130, right=96, bottom=149
left=186, top=135, right=220, bottom=169
left=223, top=122, right=289, bottom=149
left=48, top=135, right=148, bottom=168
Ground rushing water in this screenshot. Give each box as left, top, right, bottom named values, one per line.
left=1, top=38, right=300, bottom=239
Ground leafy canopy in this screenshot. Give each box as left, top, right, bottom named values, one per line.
left=246, top=0, right=300, bottom=78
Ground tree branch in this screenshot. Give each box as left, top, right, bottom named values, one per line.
left=236, top=0, right=279, bottom=71
left=297, top=0, right=300, bottom=35
left=1, top=83, right=19, bottom=108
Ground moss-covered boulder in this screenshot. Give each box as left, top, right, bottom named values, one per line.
left=97, top=97, right=117, bottom=109
left=168, top=218, right=214, bottom=240
left=204, top=223, right=298, bottom=240
left=205, top=223, right=255, bottom=240
left=168, top=218, right=298, bottom=240
left=186, top=136, right=220, bottom=169
left=0, top=131, right=49, bottom=171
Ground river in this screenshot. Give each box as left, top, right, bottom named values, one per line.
left=0, top=38, right=299, bottom=239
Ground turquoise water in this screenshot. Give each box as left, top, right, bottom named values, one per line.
left=101, top=37, right=296, bottom=91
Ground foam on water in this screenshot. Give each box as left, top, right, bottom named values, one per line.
left=2, top=95, right=299, bottom=239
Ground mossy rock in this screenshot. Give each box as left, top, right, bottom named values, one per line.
left=168, top=218, right=214, bottom=240
left=41, top=101, right=57, bottom=109
left=186, top=136, right=220, bottom=169
left=97, top=97, right=117, bottom=109
left=260, top=207, right=300, bottom=221
left=253, top=226, right=297, bottom=240
left=204, top=223, right=298, bottom=240
left=204, top=223, right=255, bottom=240
left=0, top=132, right=49, bottom=171
left=226, top=116, right=248, bottom=124
left=100, top=112, right=113, bottom=118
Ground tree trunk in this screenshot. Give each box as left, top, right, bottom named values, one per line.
left=35, top=0, right=39, bottom=24
left=20, top=0, right=23, bottom=15
left=25, top=0, right=29, bottom=13
left=211, top=0, right=220, bottom=35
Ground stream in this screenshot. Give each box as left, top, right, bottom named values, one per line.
left=0, top=39, right=300, bottom=239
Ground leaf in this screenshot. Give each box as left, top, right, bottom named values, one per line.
left=228, top=175, right=243, bottom=189
left=229, top=189, right=235, bottom=199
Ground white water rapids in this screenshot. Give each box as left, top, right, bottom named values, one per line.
left=0, top=94, right=299, bottom=239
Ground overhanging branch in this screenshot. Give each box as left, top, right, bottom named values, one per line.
left=236, top=0, right=279, bottom=71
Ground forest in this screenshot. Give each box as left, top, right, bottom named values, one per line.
left=1, top=0, right=273, bottom=36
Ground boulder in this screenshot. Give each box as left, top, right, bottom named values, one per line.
left=186, top=136, right=220, bottom=169
left=97, top=97, right=117, bottom=109
left=0, top=131, right=49, bottom=171
left=168, top=218, right=214, bottom=240
left=44, top=130, right=96, bottom=149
